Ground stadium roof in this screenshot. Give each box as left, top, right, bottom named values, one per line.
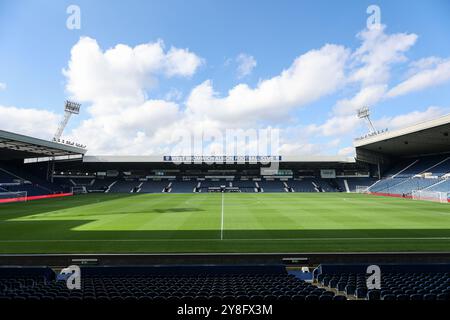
left=354, top=113, right=450, bottom=157
left=0, top=130, right=87, bottom=160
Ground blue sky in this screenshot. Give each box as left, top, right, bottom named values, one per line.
left=0, top=0, right=450, bottom=156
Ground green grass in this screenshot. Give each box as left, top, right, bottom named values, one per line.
left=0, top=192, right=449, bottom=254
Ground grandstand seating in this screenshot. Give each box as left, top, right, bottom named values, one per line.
left=170, top=181, right=197, bottom=193
left=4, top=263, right=449, bottom=302
left=427, top=179, right=450, bottom=192
left=287, top=179, right=316, bottom=192
left=108, top=180, right=139, bottom=193
left=369, top=155, right=450, bottom=196
left=199, top=180, right=231, bottom=192
left=139, top=181, right=169, bottom=193
left=338, top=177, right=378, bottom=192
left=312, top=179, right=335, bottom=192
left=0, top=265, right=345, bottom=302
left=382, top=156, right=450, bottom=178
left=87, top=178, right=114, bottom=192
left=232, top=180, right=257, bottom=192
left=260, top=180, right=286, bottom=192
left=0, top=165, right=62, bottom=196
left=0, top=169, right=16, bottom=183
left=315, top=264, right=450, bottom=301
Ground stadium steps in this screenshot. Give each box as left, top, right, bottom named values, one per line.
left=367, top=179, right=381, bottom=190
left=312, top=181, right=321, bottom=192
left=0, top=167, right=56, bottom=195
left=423, top=179, right=449, bottom=190
left=369, top=177, right=410, bottom=193
left=0, top=167, right=25, bottom=182
left=423, top=178, right=447, bottom=190
left=313, top=281, right=356, bottom=300
left=105, top=181, right=117, bottom=193
left=391, top=160, right=419, bottom=178
left=416, top=156, right=450, bottom=176
left=343, top=179, right=350, bottom=192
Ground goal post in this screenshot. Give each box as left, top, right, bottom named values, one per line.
left=355, top=186, right=370, bottom=194
left=0, top=191, right=28, bottom=203
left=71, top=186, right=87, bottom=195
left=412, top=190, right=449, bottom=203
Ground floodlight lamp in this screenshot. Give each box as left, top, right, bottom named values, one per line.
left=357, top=106, right=370, bottom=119
left=64, top=100, right=81, bottom=114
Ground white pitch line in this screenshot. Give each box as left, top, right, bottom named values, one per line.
left=220, top=192, right=224, bottom=240
left=1, top=237, right=450, bottom=242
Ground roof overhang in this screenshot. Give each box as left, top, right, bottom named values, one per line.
left=354, top=114, right=450, bottom=157
left=0, top=130, right=87, bottom=160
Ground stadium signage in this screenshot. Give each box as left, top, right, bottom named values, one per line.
left=163, top=156, right=282, bottom=163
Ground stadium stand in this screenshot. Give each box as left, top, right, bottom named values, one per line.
left=87, top=178, right=114, bottom=192
left=139, top=180, right=170, bottom=193
left=315, top=264, right=450, bottom=301
left=232, top=180, right=257, bottom=192
left=368, top=154, right=450, bottom=196
left=199, top=180, right=232, bottom=192
left=427, top=179, right=450, bottom=192
left=0, top=165, right=62, bottom=196
left=259, top=180, right=285, bottom=192
left=108, top=180, right=139, bottom=193
left=354, top=115, right=450, bottom=198
left=0, top=265, right=346, bottom=302
left=287, top=179, right=316, bottom=192
left=170, top=180, right=197, bottom=193
left=337, top=177, right=378, bottom=192
left=0, top=168, right=16, bottom=183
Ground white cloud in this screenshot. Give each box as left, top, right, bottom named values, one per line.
left=63, top=37, right=202, bottom=109
left=306, top=115, right=361, bottom=137
left=333, top=26, right=417, bottom=115
left=0, top=105, right=59, bottom=138
left=334, top=84, right=387, bottom=115
left=58, top=30, right=447, bottom=155
left=0, top=82, right=6, bottom=91
left=3, top=24, right=448, bottom=157
left=387, top=58, right=450, bottom=98
left=236, top=53, right=257, bottom=78
left=350, top=25, right=417, bottom=86
left=61, top=37, right=204, bottom=154
left=62, top=37, right=352, bottom=154
left=187, top=44, right=349, bottom=123
left=67, top=100, right=180, bottom=154
left=374, top=106, right=448, bottom=130
left=164, top=88, right=183, bottom=101
left=165, top=47, right=204, bottom=77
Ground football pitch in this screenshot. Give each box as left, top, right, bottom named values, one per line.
left=0, top=193, right=449, bottom=254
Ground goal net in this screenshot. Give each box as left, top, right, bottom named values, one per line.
left=0, top=191, right=28, bottom=203
left=412, top=190, right=449, bottom=203
left=355, top=186, right=370, bottom=194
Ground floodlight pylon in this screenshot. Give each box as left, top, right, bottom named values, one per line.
left=357, top=106, right=377, bottom=134
left=53, top=101, right=81, bottom=141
